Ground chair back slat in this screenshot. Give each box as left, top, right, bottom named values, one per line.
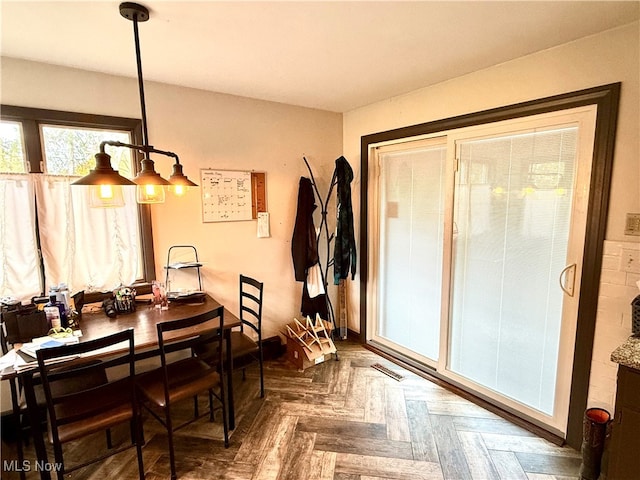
left=235, top=274, right=265, bottom=398
left=37, top=328, right=136, bottom=449
left=239, top=275, right=263, bottom=338
left=242, top=292, right=261, bottom=306
left=137, top=303, right=229, bottom=477
left=44, top=359, right=106, bottom=386
left=37, top=329, right=133, bottom=361
left=156, top=305, right=225, bottom=406
left=0, top=317, right=11, bottom=355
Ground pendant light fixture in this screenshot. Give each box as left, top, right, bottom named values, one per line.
left=72, top=151, right=135, bottom=207
left=73, top=2, right=197, bottom=205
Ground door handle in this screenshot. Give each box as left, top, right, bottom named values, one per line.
left=559, top=263, right=577, bottom=297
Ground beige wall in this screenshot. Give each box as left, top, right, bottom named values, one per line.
left=1, top=21, right=638, bottom=415
left=0, top=57, right=343, bottom=343
left=342, top=22, right=640, bottom=413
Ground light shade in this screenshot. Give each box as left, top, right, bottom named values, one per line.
left=132, top=157, right=171, bottom=186
left=137, top=184, right=165, bottom=204
left=89, top=185, right=126, bottom=208
left=133, top=157, right=170, bottom=204
left=72, top=152, right=136, bottom=187
left=168, top=162, right=197, bottom=196
left=169, top=162, right=198, bottom=187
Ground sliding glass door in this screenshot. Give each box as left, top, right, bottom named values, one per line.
left=375, top=138, right=446, bottom=365
left=368, top=106, right=596, bottom=433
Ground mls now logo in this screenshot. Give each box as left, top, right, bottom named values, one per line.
left=3, top=460, right=63, bottom=472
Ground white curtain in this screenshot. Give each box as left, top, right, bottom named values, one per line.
left=0, top=174, right=42, bottom=302
left=33, top=175, right=142, bottom=295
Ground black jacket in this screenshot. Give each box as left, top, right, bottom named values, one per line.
left=333, top=156, right=356, bottom=284
left=291, top=176, right=328, bottom=318
left=291, top=177, right=318, bottom=282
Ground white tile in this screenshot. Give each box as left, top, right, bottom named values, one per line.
left=595, top=309, right=623, bottom=326
left=595, top=355, right=621, bottom=372
left=594, top=316, right=628, bottom=337
left=601, top=255, right=621, bottom=271
left=622, top=311, right=636, bottom=331
left=600, top=269, right=627, bottom=285
left=587, top=383, right=615, bottom=413
left=625, top=272, right=640, bottom=288
left=588, top=361, right=618, bottom=385
left=598, top=295, right=633, bottom=314
left=592, top=330, right=630, bottom=357
left=602, top=241, right=623, bottom=256
left=599, top=283, right=639, bottom=300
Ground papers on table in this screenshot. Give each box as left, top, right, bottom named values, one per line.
left=0, top=334, right=81, bottom=373
left=0, top=349, right=19, bottom=371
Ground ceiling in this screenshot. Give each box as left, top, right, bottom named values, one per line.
left=1, top=1, right=638, bottom=113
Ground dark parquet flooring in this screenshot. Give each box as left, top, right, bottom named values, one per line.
left=1, top=340, right=581, bottom=480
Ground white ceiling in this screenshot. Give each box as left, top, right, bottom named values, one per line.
left=1, top=1, right=638, bottom=112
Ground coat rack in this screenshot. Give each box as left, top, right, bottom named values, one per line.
left=303, top=156, right=338, bottom=332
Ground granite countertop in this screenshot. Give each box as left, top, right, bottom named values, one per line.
left=611, top=336, right=640, bottom=370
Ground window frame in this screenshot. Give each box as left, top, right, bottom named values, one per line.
left=0, top=104, right=156, bottom=290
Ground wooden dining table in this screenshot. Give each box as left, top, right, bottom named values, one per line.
left=2, top=293, right=241, bottom=480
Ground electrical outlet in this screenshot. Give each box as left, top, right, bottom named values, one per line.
left=625, top=213, right=640, bottom=236
left=621, top=249, right=640, bottom=273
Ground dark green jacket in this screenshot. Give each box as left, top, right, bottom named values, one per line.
left=333, top=156, right=356, bottom=284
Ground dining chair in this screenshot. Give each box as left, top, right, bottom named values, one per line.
left=36, top=328, right=144, bottom=479
left=1, top=310, right=117, bottom=480
left=1, top=315, right=29, bottom=480
left=136, top=306, right=229, bottom=480
left=194, top=275, right=265, bottom=398
left=233, top=275, right=265, bottom=397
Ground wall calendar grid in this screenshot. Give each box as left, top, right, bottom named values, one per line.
left=200, top=169, right=253, bottom=222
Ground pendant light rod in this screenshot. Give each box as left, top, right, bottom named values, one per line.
left=132, top=15, right=149, bottom=148
left=74, top=3, right=198, bottom=201
left=100, top=140, right=181, bottom=164
left=120, top=2, right=151, bottom=149
left=100, top=140, right=197, bottom=187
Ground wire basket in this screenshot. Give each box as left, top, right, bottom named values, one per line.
left=114, top=287, right=136, bottom=314
left=632, top=295, right=640, bottom=336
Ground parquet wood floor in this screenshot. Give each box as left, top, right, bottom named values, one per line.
left=1, top=340, right=582, bottom=480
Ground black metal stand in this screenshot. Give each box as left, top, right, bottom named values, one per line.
left=303, top=157, right=340, bottom=360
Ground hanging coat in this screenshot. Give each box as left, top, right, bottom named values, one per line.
left=291, top=177, right=318, bottom=281
left=333, top=156, right=357, bottom=284
left=291, top=176, right=329, bottom=319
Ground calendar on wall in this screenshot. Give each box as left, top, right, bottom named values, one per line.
left=200, top=169, right=267, bottom=222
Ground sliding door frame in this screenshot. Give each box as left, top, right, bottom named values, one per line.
left=359, top=83, right=621, bottom=448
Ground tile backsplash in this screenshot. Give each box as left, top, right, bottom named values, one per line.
left=588, top=240, right=640, bottom=412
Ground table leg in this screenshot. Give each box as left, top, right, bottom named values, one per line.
left=225, top=330, right=235, bottom=430
left=22, top=372, right=51, bottom=480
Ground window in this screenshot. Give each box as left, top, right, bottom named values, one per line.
left=0, top=105, right=155, bottom=302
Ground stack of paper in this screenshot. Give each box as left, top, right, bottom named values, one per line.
left=15, top=336, right=79, bottom=371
